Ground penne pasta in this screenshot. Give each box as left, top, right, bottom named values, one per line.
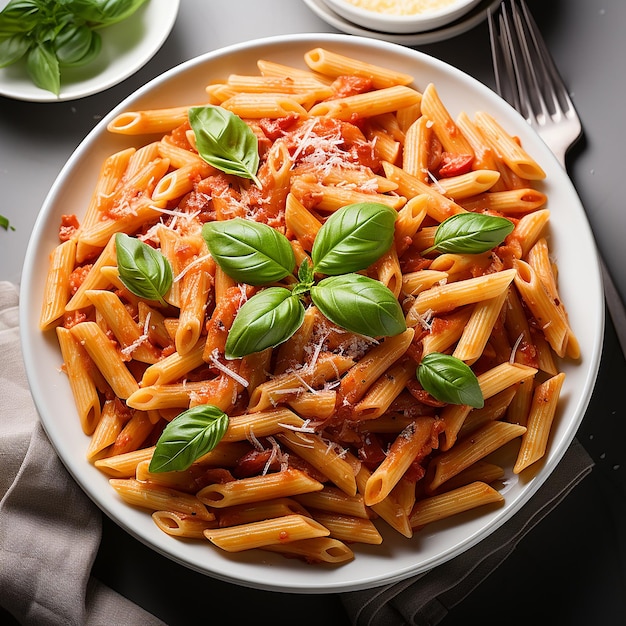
left=40, top=46, right=579, bottom=567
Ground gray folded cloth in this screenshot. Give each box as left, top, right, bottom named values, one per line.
left=341, top=432, right=593, bottom=626
left=0, top=282, right=166, bottom=626
left=0, top=279, right=594, bottom=625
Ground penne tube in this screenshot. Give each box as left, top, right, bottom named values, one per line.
left=364, top=417, right=437, bottom=506
left=222, top=409, right=306, bottom=442
left=95, top=447, right=156, bottom=478
left=217, top=497, right=310, bottom=527
left=474, top=111, right=546, bottom=180
left=152, top=161, right=214, bottom=202
left=453, top=288, right=509, bottom=364
left=56, top=327, right=101, bottom=436
left=428, top=421, right=527, bottom=491
left=225, top=74, right=334, bottom=99
left=85, top=289, right=161, bottom=364
left=85, top=399, right=124, bottom=461
left=204, top=513, right=329, bottom=552
left=309, top=85, right=421, bottom=120
left=140, top=339, right=205, bottom=387
left=220, top=93, right=308, bottom=118
left=109, top=478, right=214, bottom=521
left=431, top=461, right=505, bottom=493
left=107, top=106, right=194, bottom=135
left=407, top=269, right=516, bottom=321
left=277, top=430, right=357, bottom=496
left=69, top=321, right=139, bottom=399
left=394, top=194, right=429, bottom=254
left=434, top=169, right=501, bottom=200
left=461, top=188, right=546, bottom=213
left=402, top=115, right=432, bottom=183
left=197, top=469, right=324, bottom=508
left=382, top=161, right=466, bottom=222
left=353, top=460, right=412, bottom=538
left=420, top=83, right=474, bottom=156
left=402, top=269, right=448, bottom=296
left=410, top=481, right=504, bottom=529
left=248, top=353, right=354, bottom=412
left=39, top=239, right=76, bottom=330
left=338, top=329, right=415, bottom=406
left=304, top=47, right=414, bottom=88
left=514, top=372, right=566, bottom=473
left=439, top=362, right=535, bottom=451
left=421, top=307, right=473, bottom=355
left=256, top=59, right=334, bottom=84
left=290, top=176, right=406, bottom=213
left=109, top=410, right=154, bottom=457
left=351, top=358, right=416, bottom=421
left=287, top=389, right=337, bottom=420
left=261, top=537, right=354, bottom=564
left=152, top=511, right=218, bottom=539
left=294, top=487, right=371, bottom=519
left=513, top=260, right=573, bottom=358
left=310, top=511, right=383, bottom=545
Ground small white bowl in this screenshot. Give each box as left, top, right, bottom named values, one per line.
left=323, top=0, right=483, bottom=33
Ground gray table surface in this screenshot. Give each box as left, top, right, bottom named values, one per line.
left=2, top=1, right=625, bottom=624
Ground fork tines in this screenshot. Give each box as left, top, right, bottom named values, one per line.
left=488, top=0, right=574, bottom=126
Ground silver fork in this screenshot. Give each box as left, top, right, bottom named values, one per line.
left=489, top=0, right=626, bottom=360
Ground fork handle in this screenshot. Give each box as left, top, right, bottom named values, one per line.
left=598, top=252, right=626, bottom=361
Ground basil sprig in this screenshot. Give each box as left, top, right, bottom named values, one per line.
left=149, top=405, right=229, bottom=473
left=203, top=218, right=295, bottom=285
left=226, top=287, right=306, bottom=358
left=417, top=352, right=484, bottom=408
left=0, top=0, right=148, bottom=95
left=188, top=106, right=261, bottom=187
left=0, top=214, right=14, bottom=231
left=202, top=202, right=406, bottom=359
left=311, top=274, right=406, bottom=338
left=115, top=233, right=173, bottom=306
left=423, top=212, right=514, bottom=255
left=312, top=202, right=397, bottom=274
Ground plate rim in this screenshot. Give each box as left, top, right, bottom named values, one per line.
left=19, top=32, right=604, bottom=593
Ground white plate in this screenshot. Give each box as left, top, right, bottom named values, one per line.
left=303, top=0, right=500, bottom=44
left=0, top=0, right=180, bottom=102
left=20, top=33, right=603, bottom=593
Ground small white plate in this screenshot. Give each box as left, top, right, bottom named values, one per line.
left=0, top=0, right=180, bottom=102
left=303, top=0, right=500, bottom=44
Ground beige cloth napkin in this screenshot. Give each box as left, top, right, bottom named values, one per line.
left=0, top=280, right=594, bottom=625
left=0, top=282, right=166, bottom=626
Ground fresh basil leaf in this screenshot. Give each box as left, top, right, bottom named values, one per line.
left=26, top=41, right=60, bottom=95
left=149, top=405, right=229, bottom=473
left=417, top=352, right=484, bottom=408
left=54, top=22, right=99, bottom=66
left=225, top=287, right=305, bottom=359
left=310, top=274, right=406, bottom=337
left=59, top=0, right=149, bottom=26
left=292, top=259, right=314, bottom=297
left=0, top=214, right=15, bottom=231
left=115, top=233, right=173, bottom=306
left=311, top=202, right=397, bottom=275
left=424, top=212, right=515, bottom=255
left=0, top=34, right=32, bottom=68
left=0, top=0, right=40, bottom=37
left=189, top=105, right=261, bottom=186
left=202, top=218, right=295, bottom=286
